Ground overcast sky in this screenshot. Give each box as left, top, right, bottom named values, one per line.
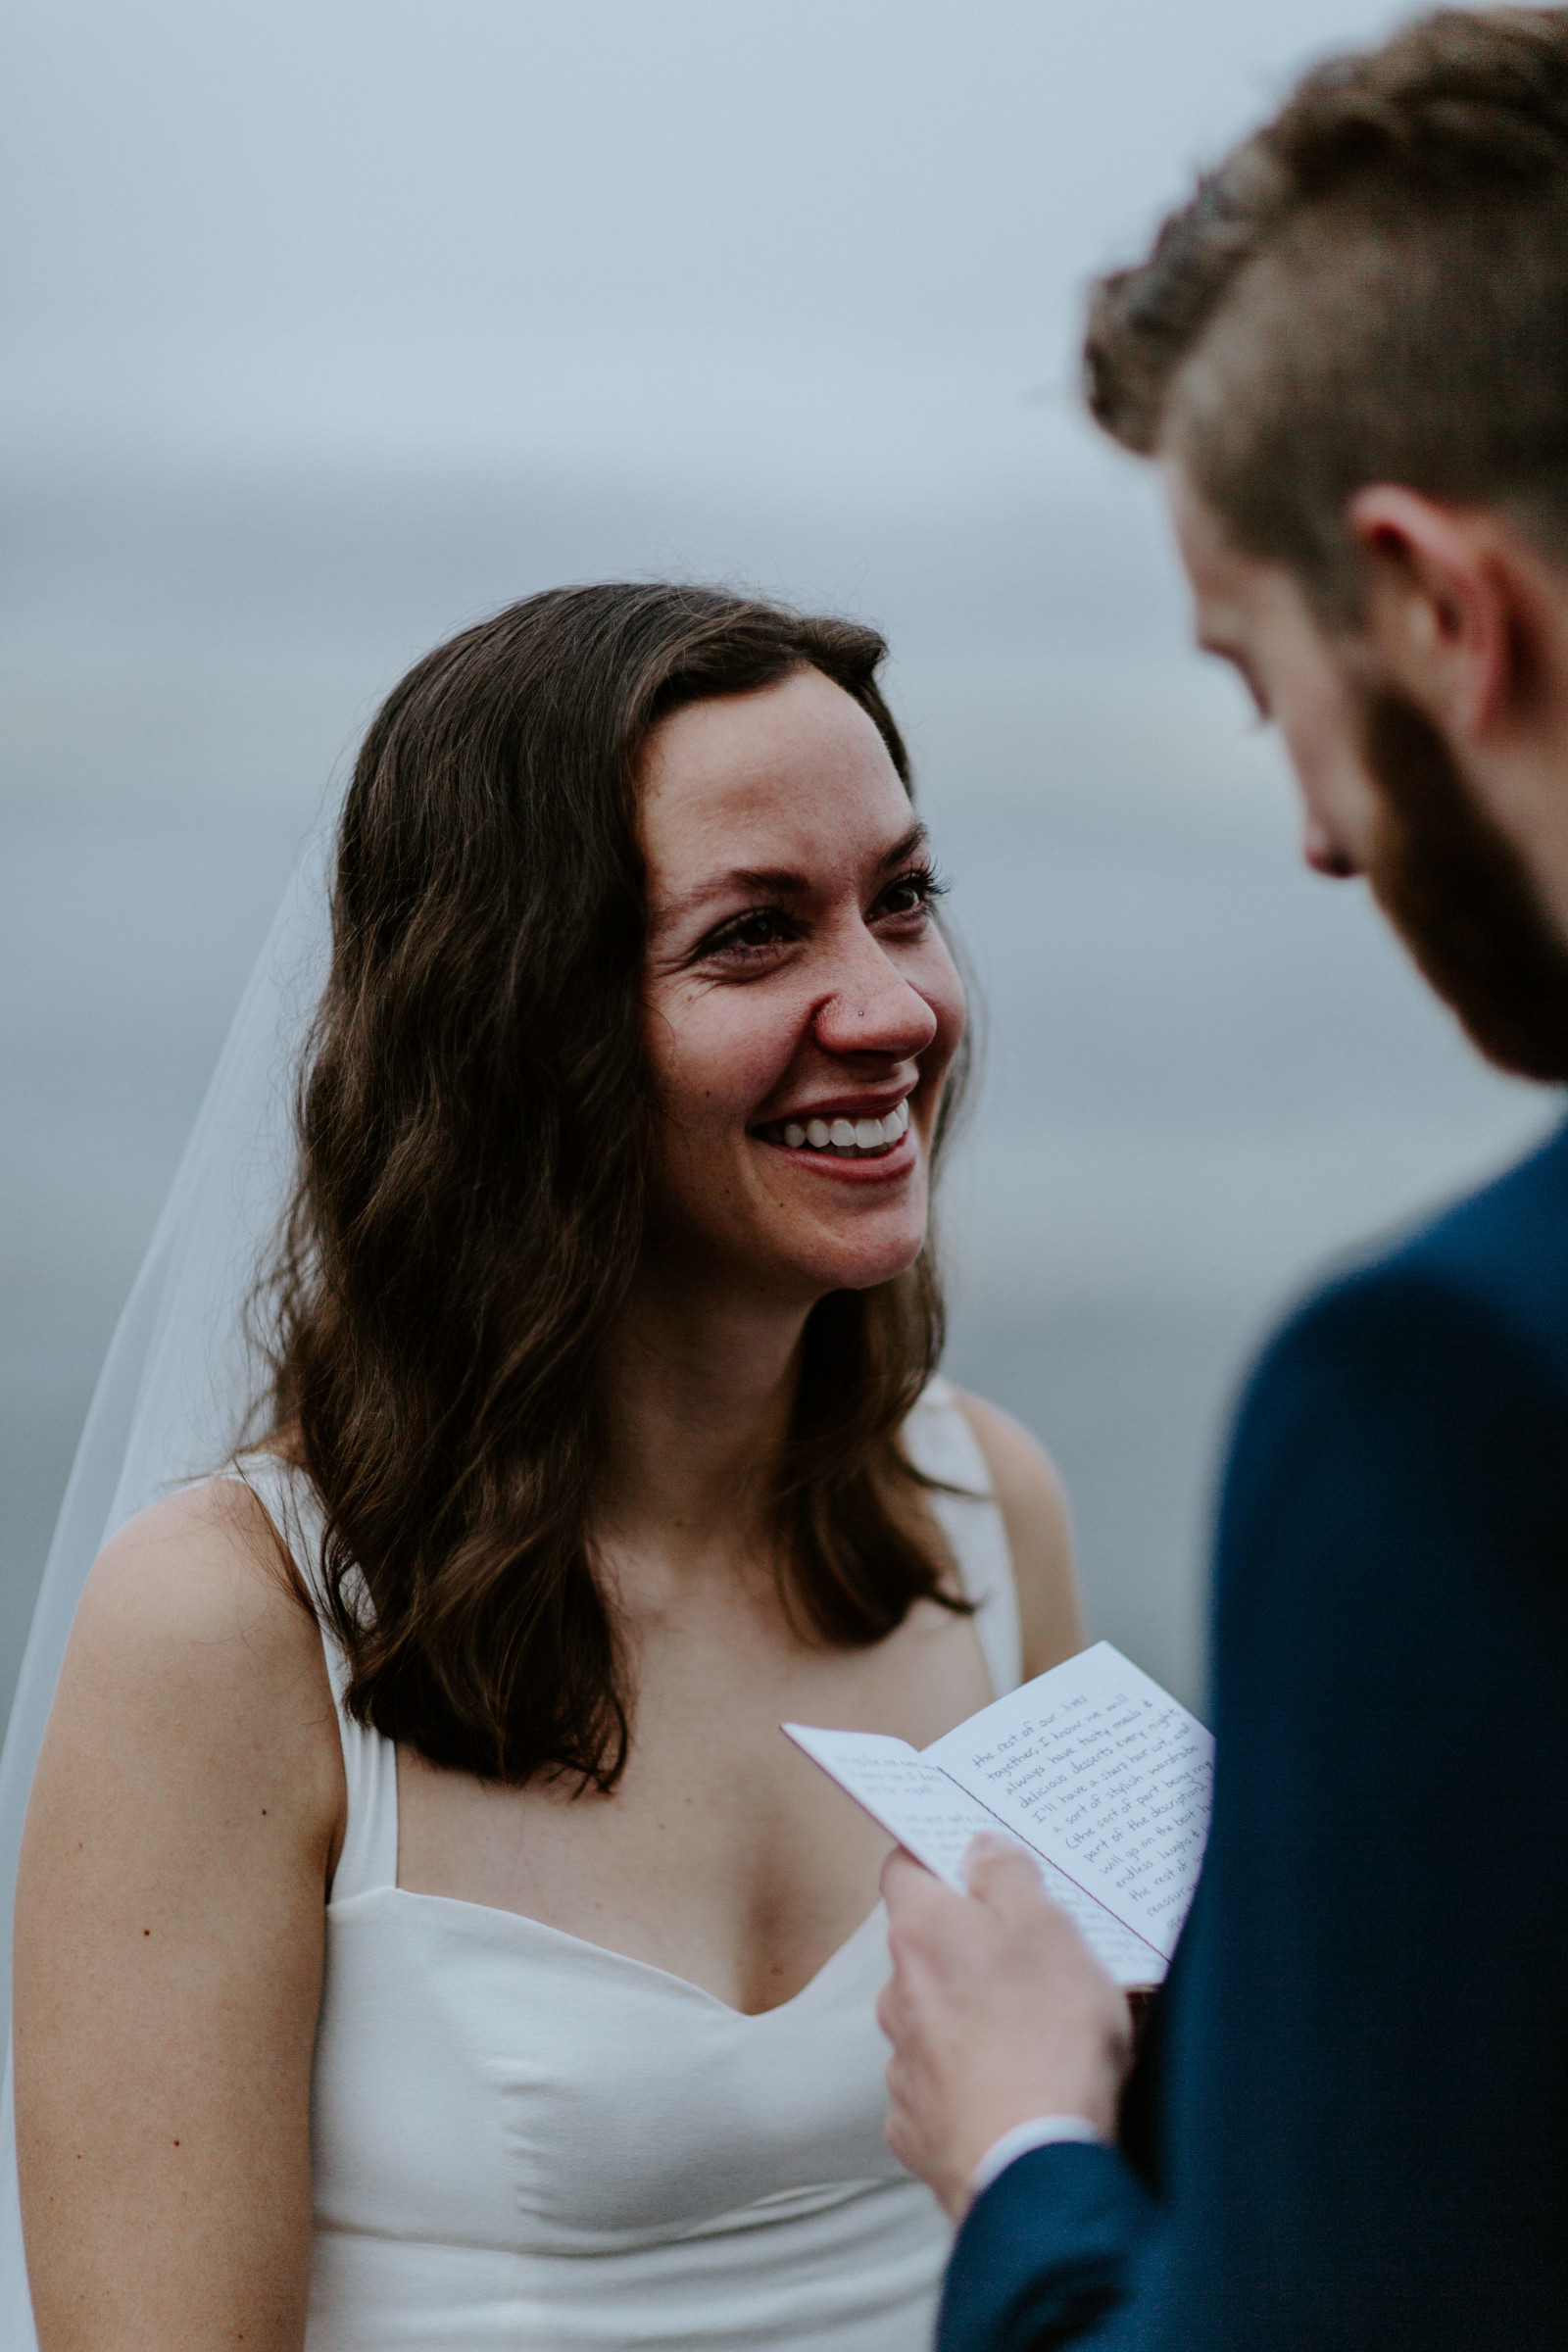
left=4, top=0, right=1409, bottom=485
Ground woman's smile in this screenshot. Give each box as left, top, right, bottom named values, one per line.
left=752, top=1094, right=912, bottom=1158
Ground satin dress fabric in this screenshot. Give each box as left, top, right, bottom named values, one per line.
left=239, top=1377, right=1022, bottom=2352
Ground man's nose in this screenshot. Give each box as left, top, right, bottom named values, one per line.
left=1301, top=813, right=1360, bottom=879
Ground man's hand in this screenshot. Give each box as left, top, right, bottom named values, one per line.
left=877, top=1834, right=1134, bottom=2218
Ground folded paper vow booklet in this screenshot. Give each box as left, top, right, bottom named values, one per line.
left=785, top=1642, right=1213, bottom=1986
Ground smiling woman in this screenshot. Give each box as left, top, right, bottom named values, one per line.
left=11, top=584, right=1083, bottom=2352
left=641, top=669, right=958, bottom=1261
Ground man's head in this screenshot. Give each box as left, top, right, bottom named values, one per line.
left=1087, top=8, right=1568, bottom=1080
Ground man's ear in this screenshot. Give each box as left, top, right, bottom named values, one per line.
left=1346, top=485, right=1530, bottom=741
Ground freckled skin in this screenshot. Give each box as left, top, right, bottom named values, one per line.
left=636, top=668, right=966, bottom=1306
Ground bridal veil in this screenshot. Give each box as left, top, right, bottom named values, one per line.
left=0, top=809, right=336, bottom=2341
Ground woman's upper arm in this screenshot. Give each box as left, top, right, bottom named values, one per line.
left=953, top=1391, right=1086, bottom=1680
left=14, top=1480, right=345, bottom=2352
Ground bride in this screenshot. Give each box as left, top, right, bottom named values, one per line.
left=7, top=583, right=1082, bottom=2350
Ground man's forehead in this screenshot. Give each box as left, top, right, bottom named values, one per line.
left=1162, top=461, right=1246, bottom=593
left=1159, top=466, right=1306, bottom=650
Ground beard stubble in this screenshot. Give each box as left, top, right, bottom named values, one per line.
left=1358, top=686, right=1568, bottom=1084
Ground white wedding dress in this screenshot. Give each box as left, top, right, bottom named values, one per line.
left=236, top=1381, right=1021, bottom=2352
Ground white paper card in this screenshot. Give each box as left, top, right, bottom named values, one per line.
left=783, top=1642, right=1210, bottom=1988
left=929, top=1643, right=1212, bottom=1959
left=781, top=1726, right=1000, bottom=1890
left=783, top=1719, right=1168, bottom=1986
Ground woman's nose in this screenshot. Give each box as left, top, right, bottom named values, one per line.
left=810, top=932, right=938, bottom=1060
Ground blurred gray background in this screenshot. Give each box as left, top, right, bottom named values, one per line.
left=2, top=0, right=1554, bottom=1724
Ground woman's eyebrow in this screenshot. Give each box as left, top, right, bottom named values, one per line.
left=880, top=821, right=930, bottom=870
left=659, top=867, right=807, bottom=928
left=658, top=824, right=931, bottom=929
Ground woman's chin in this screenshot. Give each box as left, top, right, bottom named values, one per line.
left=648, top=1159, right=931, bottom=1303
left=784, top=1223, right=931, bottom=1300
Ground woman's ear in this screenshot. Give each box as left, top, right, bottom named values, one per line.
left=1346, top=485, right=1538, bottom=743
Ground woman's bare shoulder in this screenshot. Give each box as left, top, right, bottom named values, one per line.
left=950, top=1390, right=1087, bottom=1678
left=80, top=1474, right=312, bottom=1645
left=60, top=1477, right=341, bottom=1802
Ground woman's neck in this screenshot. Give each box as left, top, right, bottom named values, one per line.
left=595, top=1263, right=812, bottom=1587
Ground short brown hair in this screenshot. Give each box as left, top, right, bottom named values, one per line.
left=257, top=584, right=970, bottom=1791
left=1085, top=9, right=1568, bottom=612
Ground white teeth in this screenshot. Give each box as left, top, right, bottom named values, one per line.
left=765, top=1101, right=912, bottom=1152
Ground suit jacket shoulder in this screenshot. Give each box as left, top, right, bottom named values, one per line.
left=1262, top=1111, right=1568, bottom=1391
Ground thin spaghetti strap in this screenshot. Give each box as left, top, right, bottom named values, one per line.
left=228, top=1455, right=400, bottom=1900
left=903, top=1376, right=1023, bottom=1697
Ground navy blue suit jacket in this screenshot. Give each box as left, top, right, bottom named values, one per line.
left=940, top=1120, right=1568, bottom=2351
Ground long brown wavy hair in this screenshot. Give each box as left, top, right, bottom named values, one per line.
left=258, top=583, right=971, bottom=1790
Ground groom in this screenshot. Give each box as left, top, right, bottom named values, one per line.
left=879, top=12, right=1568, bottom=2348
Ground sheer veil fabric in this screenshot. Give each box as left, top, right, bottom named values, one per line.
left=0, top=813, right=335, bottom=2342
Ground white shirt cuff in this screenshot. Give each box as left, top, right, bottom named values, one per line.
left=969, top=2114, right=1106, bottom=2198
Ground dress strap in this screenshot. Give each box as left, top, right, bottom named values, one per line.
left=227, top=1453, right=400, bottom=1903
left=903, top=1377, right=1023, bottom=1697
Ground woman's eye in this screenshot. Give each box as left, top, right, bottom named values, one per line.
left=702, top=907, right=795, bottom=960
left=878, top=867, right=943, bottom=921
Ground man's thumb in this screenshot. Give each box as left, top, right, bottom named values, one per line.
left=962, top=1833, right=1044, bottom=1910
